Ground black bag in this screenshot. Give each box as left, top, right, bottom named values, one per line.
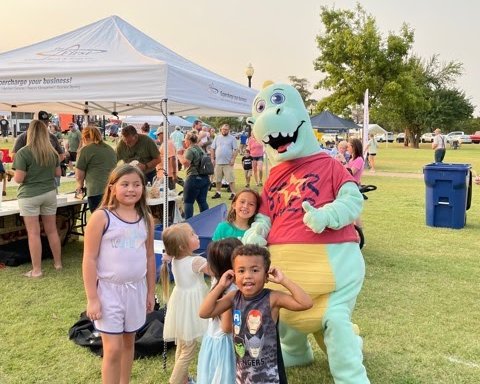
left=0, top=237, right=53, bottom=267
left=68, top=306, right=175, bottom=359
left=193, top=146, right=214, bottom=176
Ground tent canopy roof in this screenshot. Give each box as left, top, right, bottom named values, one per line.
left=367, top=124, right=387, bottom=135
left=310, top=111, right=359, bottom=133
left=0, top=16, right=256, bottom=117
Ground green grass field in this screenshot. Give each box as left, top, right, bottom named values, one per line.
left=1, top=141, right=480, bottom=383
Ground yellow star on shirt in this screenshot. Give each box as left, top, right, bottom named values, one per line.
left=279, top=174, right=308, bottom=205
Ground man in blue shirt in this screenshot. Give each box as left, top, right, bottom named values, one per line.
left=210, top=124, right=238, bottom=200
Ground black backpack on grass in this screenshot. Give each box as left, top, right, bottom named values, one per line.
left=68, top=305, right=174, bottom=359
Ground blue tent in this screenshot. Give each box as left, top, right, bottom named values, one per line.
left=310, top=111, right=359, bottom=133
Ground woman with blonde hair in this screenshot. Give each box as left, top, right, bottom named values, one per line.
left=13, top=120, right=62, bottom=278
left=75, top=125, right=117, bottom=212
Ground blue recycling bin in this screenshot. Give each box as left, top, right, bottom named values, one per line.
left=423, top=163, right=472, bottom=229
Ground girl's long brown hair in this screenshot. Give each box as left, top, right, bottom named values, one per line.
left=226, top=188, right=261, bottom=225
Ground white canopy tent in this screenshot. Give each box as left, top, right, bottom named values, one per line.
left=0, top=15, right=256, bottom=117
left=0, top=15, right=256, bottom=229
left=367, top=124, right=387, bottom=136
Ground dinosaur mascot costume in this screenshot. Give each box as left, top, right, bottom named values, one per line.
left=244, top=82, right=370, bottom=383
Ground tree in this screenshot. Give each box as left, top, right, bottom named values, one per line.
left=201, top=117, right=242, bottom=132
left=314, top=3, right=414, bottom=117
left=314, top=3, right=473, bottom=147
left=377, top=55, right=472, bottom=147
left=288, top=76, right=316, bottom=111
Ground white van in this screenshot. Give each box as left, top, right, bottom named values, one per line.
left=375, top=132, right=394, bottom=143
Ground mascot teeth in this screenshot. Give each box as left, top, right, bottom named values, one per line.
left=263, top=126, right=300, bottom=153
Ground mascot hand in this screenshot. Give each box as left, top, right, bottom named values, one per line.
left=302, top=201, right=329, bottom=233
left=242, top=213, right=271, bottom=246
left=242, top=226, right=268, bottom=246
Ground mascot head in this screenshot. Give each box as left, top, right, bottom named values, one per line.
left=246, top=82, right=319, bottom=166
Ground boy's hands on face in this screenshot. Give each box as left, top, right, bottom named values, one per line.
left=267, top=266, right=284, bottom=284
left=219, top=269, right=235, bottom=288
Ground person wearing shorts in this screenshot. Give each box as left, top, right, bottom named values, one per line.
left=364, top=134, right=378, bottom=172
left=210, top=124, right=238, bottom=200
left=65, top=123, right=82, bottom=176
left=247, top=134, right=265, bottom=186
left=13, top=119, right=63, bottom=278
left=241, top=149, right=253, bottom=187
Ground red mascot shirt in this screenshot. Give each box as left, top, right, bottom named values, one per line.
left=259, top=152, right=359, bottom=244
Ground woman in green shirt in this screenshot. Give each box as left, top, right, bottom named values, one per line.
left=75, top=126, right=117, bottom=212
left=13, top=120, right=62, bottom=278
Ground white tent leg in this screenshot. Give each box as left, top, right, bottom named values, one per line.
left=162, top=99, right=169, bottom=231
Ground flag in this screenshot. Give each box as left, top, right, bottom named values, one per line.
left=362, top=89, right=369, bottom=149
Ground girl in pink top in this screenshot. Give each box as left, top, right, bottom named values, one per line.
left=246, top=134, right=265, bottom=186
left=346, top=138, right=364, bottom=184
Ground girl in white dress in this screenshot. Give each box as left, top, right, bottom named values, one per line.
left=197, top=238, right=242, bottom=384
left=161, top=223, right=209, bottom=384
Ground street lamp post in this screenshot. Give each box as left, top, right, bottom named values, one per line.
left=245, top=63, right=254, bottom=88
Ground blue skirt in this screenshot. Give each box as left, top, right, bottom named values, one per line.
left=197, top=330, right=235, bottom=384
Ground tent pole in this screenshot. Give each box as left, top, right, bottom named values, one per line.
left=162, top=100, right=169, bottom=231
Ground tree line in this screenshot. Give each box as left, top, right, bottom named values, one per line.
left=291, top=3, right=478, bottom=148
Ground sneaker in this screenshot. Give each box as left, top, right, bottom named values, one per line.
left=211, top=192, right=221, bottom=199
left=229, top=193, right=235, bottom=200
left=67, top=172, right=75, bottom=177
left=187, top=377, right=196, bottom=384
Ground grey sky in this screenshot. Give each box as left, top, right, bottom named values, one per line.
left=2, top=0, right=478, bottom=115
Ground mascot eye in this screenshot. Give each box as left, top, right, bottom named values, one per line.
left=255, top=99, right=266, bottom=113
left=270, top=92, right=285, bottom=105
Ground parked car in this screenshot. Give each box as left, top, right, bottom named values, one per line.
left=420, top=132, right=434, bottom=143
left=445, top=131, right=472, bottom=144
left=375, top=132, right=394, bottom=143
left=470, top=131, right=480, bottom=144
left=396, top=133, right=405, bottom=143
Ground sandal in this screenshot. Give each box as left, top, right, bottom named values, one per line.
left=23, top=270, right=43, bottom=278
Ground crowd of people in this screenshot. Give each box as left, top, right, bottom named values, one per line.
left=6, top=113, right=265, bottom=277
left=7, top=112, right=380, bottom=383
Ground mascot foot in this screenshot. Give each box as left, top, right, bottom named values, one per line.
left=352, top=323, right=360, bottom=335
left=282, top=343, right=314, bottom=367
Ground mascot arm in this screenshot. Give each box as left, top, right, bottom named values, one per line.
left=302, top=182, right=363, bottom=233
left=242, top=213, right=271, bottom=246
